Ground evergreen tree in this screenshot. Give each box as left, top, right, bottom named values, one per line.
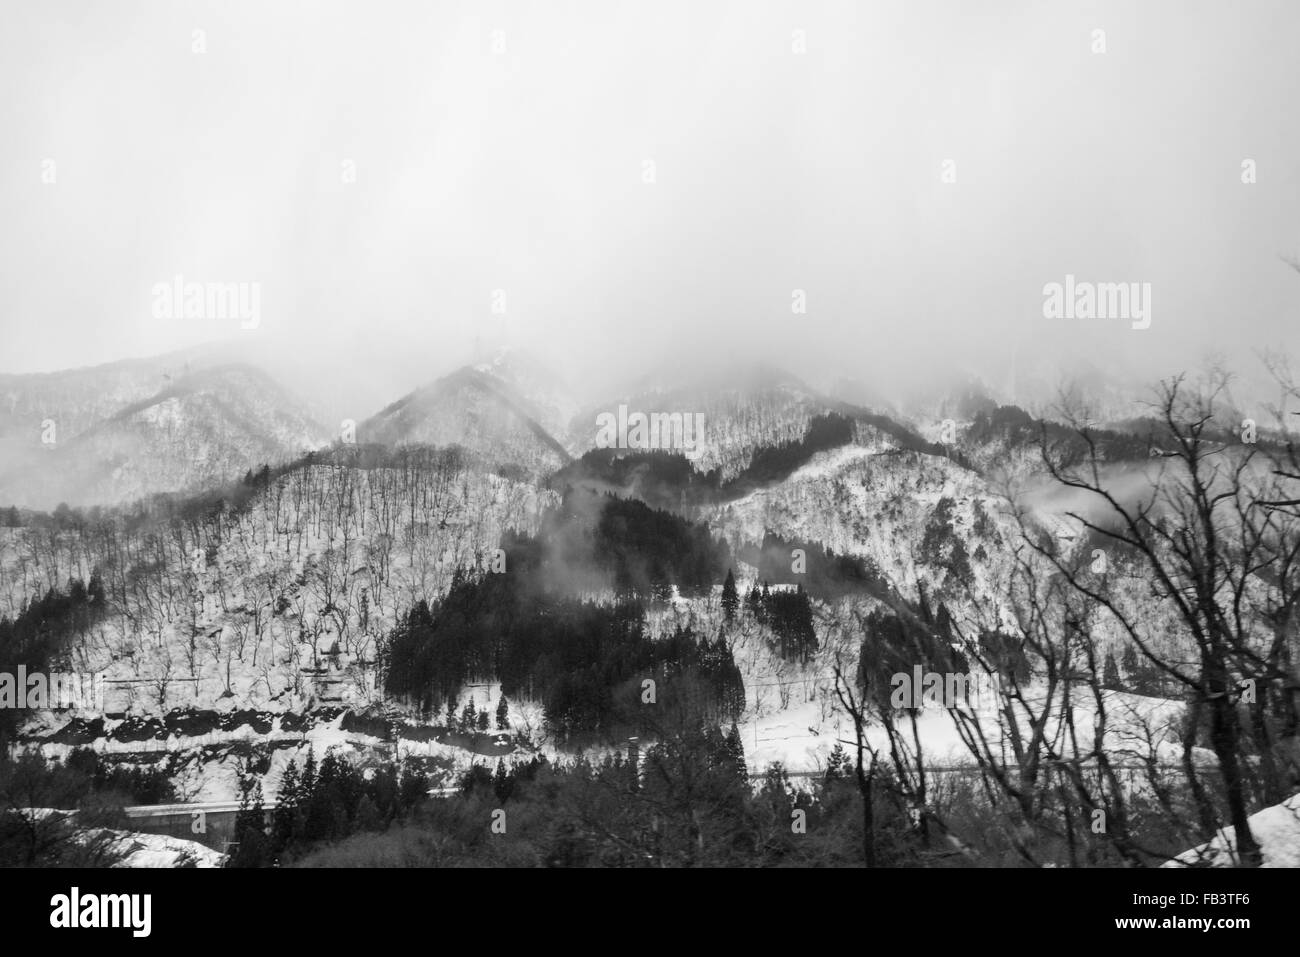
left=493, top=759, right=513, bottom=803
left=304, top=750, right=348, bottom=842
left=722, top=569, right=739, bottom=622
left=317, top=749, right=341, bottom=789
left=724, top=722, right=747, bottom=785
left=299, top=747, right=317, bottom=803
left=495, top=694, right=509, bottom=730
left=824, top=742, right=848, bottom=784
left=477, top=708, right=490, bottom=732
left=460, top=697, right=476, bottom=734
left=445, top=698, right=456, bottom=728
left=229, top=777, right=268, bottom=868
left=271, top=759, right=300, bottom=853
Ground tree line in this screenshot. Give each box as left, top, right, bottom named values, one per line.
left=228, top=746, right=431, bottom=867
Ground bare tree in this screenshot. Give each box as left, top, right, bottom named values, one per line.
left=832, top=661, right=881, bottom=865
left=1022, top=371, right=1300, bottom=865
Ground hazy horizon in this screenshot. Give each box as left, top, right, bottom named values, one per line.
left=4, top=0, right=1299, bottom=409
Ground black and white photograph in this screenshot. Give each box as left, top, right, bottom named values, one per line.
left=0, top=0, right=1296, bottom=929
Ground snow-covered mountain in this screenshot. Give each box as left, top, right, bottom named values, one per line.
left=0, top=363, right=327, bottom=509
left=0, top=346, right=216, bottom=457
left=360, top=364, right=572, bottom=479
left=0, top=345, right=1266, bottom=870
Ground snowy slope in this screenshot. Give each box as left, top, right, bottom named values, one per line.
left=361, top=366, right=571, bottom=479
left=0, top=364, right=328, bottom=508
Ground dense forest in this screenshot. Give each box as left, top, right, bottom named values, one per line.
left=227, top=746, right=431, bottom=867
left=384, top=492, right=744, bottom=739
left=743, top=583, right=820, bottom=664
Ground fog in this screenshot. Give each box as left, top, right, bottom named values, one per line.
left=3, top=0, right=1298, bottom=411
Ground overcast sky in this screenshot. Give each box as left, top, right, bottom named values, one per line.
left=3, top=0, right=1298, bottom=405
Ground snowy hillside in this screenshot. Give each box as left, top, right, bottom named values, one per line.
left=1, top=350, right=1294, bottom=872
left=361, top=367, right=571, bottom=479
left=0, top=364, right=328, bottom=509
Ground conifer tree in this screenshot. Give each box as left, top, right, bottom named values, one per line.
left=303, top=750, right=347, bottom=842
left=724, top=722, right=747, bottom=785
left=230, top=777, right=268, bottom=868
left=299, top=747, right=317, bottom=802
left=722, top=569, right=739, bottom=622
left=493, top=759, right=512, bottom=803
left=824, top=742, right=847, bottom=784
left=495, top=695, right=509, bottom=730
left=317, top=749, right=340, bottom=788
left=271, top=759, right=300, bottom=853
